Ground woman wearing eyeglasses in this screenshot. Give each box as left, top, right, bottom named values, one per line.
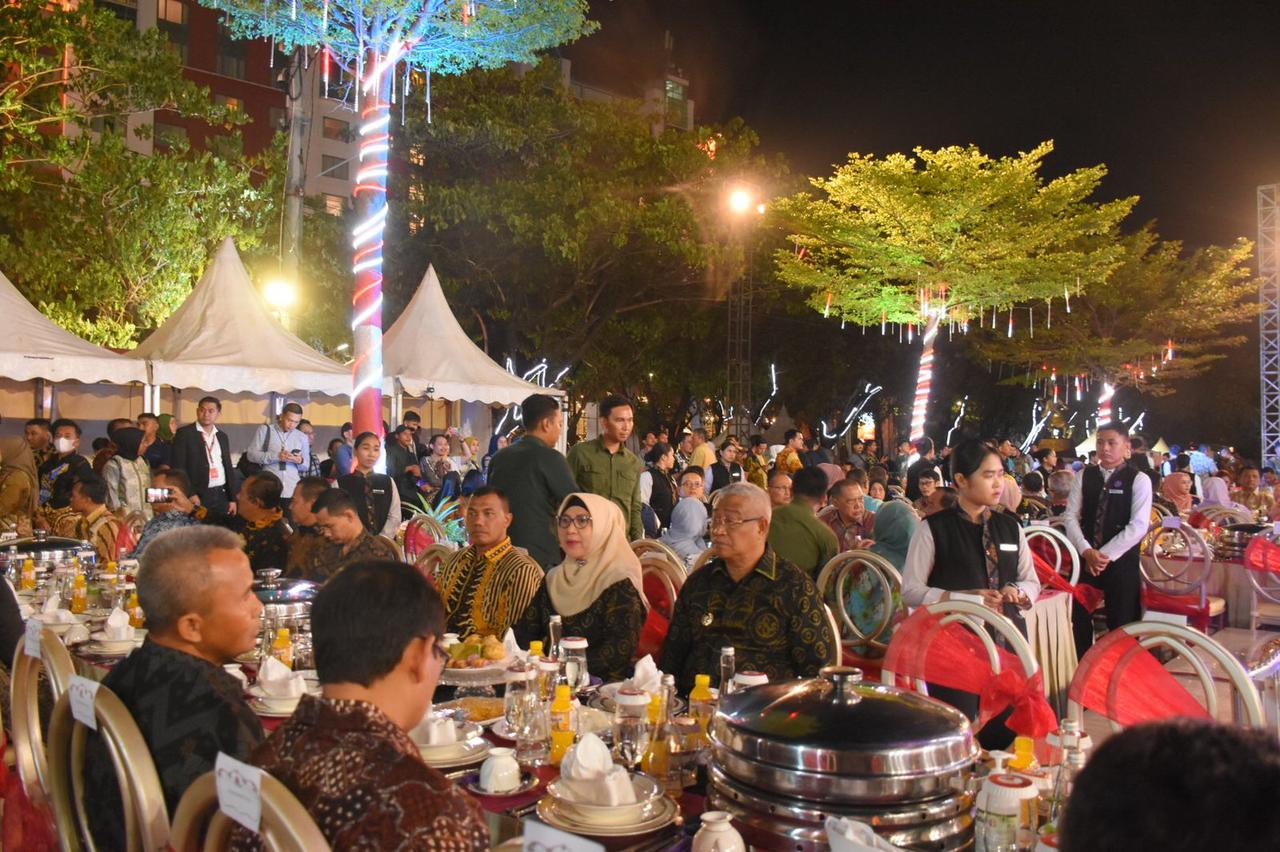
left=513, top=493, right=648, bottom=683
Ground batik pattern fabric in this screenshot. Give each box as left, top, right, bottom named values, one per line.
left=513, top=579, right=646, bottom=684
left=434, top=538, right=544, bottom=637
left=301, top=530, right=400, bottom=583
left=228, top=696, right=489, bottom=852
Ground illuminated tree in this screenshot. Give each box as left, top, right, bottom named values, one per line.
left=197, top=0, right=593, bottom=434
left=774, top=141, right=1135, bottom=440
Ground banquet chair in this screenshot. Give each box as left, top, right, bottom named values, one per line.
left=1243, top=530, right=1280, bottom=628
left=1020, top=496, right=1050, bottom=520
left=689, top=548, right=715, bottom=573
left=1198, top=505, right=1254, bottom=526
left=880, top=599, right=1039, bottom=695
left=10, top=629, right=75, bottom=805
left=414, top=542, right=456, bottom=583
left=815, top=551, right=905, bottom=677
left=117, top=511, right=147, bottom=559
left=821, top=604, right=842, bottom=666
left=46, top=682, right=169, bottom=852
left=1140, top=523, right=1223, bottom=632
left=639, top=555, right=684, bottom=620
left=630, top=539, right=685, bottom=573
left=1024, top=524, right=1081, bottom=586
left=1067, top=620, right=1265, bottom=734
left=170, top=769, right=331, bottom=852
left=402, top=515, right=450, bottom=561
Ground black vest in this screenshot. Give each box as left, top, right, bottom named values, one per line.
left=648, top=467, right=677, bottom=528
left=338, top=472, right=394, bottom=533
left=1078, top=465, right=1139, bottom=552
left=925, top=506, right=1022, bottom=593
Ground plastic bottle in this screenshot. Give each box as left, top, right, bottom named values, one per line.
left=127, top=591, right=145, bottom=628
left=688, top=673, right=715, bottom=742
left=1007, top=736, right=1041, bottom=772
left=271, top=628, right=294, bottom=669
left=528, top=640, right=544, bottom=660
left=548, top=614, right=563, bottom=656
left=641, top=680, right=671, bottom=782
left=549, top=684, right=576, bottom=765
left=719, top=647, right=736, bottom=696
left=20, top=558, right=36, bottom=592
left=70, top=572, right=87, bottom=615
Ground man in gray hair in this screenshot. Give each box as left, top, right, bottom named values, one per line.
left=85, top=526, right=265, bottom=847
left=660, top=482, right=835, bottom=694
left=1049, top=469, right=1075, bottom=516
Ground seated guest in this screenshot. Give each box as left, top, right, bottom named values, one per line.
left=866, top=465, right=890, bottom=506
left=37, top=417, right=92, bottom=512
left=514, top=494, right=647, bottom=683
left=232, top=473, right=291, bottom=573
left=103, top=426, right=153, bottom=520
left=1060, top=719, right=1280, bottom=852
left=1022, top=471, right=1046, bottom=499
left=1234, top=465, right=1273, bottom=516
left=306, top=489, right=399, bottom=582
left=767, top=466, right=838, bottom=577
left=661, top=482, right=834, bottom=693
left=231, top=560, right=488, bottom=852
left=660, top=472, right=710, bottom=568
left=62, top=473, right=120, bottom=563
left=434, top=487, right=543, bottom=637
left=912, top=469, right=941, bottom=516
left=818, top=479, right=876, bottom=552
left=923, top=485, right=958, bottom=517
left=92, top=417, right=135, bottom=474
left=24, top=417, right=53, bottom=470
left=1048, top=470, right=1075, bottom=516
left=318, top=437, right=344, bottom=480
left=869, top=500, right=919, bottom=571
left=337, top=431, right=402, bottom=539
left=286, top=476, right=331, bottom=578
left=1019, top=471, right=1049, bottom=518
left=0, top=436, right=38, bottom=537
left=766, top=469, right=792, bottom=508
left=132, top=470, right=200, bottom=556
left=86, top=526, right=264, bottom=847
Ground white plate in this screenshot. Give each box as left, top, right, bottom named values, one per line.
left=592, top=683, right=686, bottom=715
left=461, top=771, right=542, bottom=798
left=491, top=706, right=611, bottom=743
left=439, top=658, right=512, bottom=687
left=87, top=635, right=134, bottom=654
left=247, top=698, right=297, bottom=719
left=83, top=642, right=133, bottom=658
left=419, top=737, right=490, bottom=769
left=535, top=795, right=677, bottom=837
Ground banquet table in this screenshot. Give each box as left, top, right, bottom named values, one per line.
left=1139, top=553, right=1257, bottom=628
left=1024, top=590, right=1077, bottom=717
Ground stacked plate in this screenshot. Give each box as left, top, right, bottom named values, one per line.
left=413, top=720, right=491, bottom=769
left=537, top=774, right=676, bottom=837
left=246, top=671, right=321, bottom=718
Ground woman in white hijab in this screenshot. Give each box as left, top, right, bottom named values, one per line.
left=1199, top=475, right=1248, bottom=513
left=514, top=493, right=648, bottom=683
left=661, top=496, right=709, bottom=568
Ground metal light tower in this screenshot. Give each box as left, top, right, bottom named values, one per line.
left=1258, top=184, right=1280, bottom=468
left=725, top=187, right=763, bottom=438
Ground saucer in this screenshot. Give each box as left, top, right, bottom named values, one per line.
left=461, top=771, right=541, bottom=798
left=419, top=737, right=490, bottom=769
left=535, top=795, right=677, bottom=837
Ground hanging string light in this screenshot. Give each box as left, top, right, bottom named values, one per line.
left=1097, top=382, right=1116, bottom=424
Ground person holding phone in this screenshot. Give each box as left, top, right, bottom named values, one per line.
left=244, top=402, right=310, bottom=507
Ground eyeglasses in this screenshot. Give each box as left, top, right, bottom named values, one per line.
left=423, top=635, right=449, bottom=662
left=557, top=514, right=593, bottom=530
left=709, top=515, right=763, bottom=532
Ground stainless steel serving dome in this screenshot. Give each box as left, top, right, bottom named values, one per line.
left=709, top=666, right=978, bottom=850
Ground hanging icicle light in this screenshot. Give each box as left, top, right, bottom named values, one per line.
left=1097, top=382, right=1116, bottom=424
left=1007, top=307, right=1014, bottom=338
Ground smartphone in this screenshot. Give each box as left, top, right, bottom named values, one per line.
left=146, top=487, right=174, bottom=503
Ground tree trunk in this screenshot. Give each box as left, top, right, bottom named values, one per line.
left=909, top=315, right=941, bottom=442
left=350, top=49, right=392, bottom=437
left=281, top=48, right=310, bottom=300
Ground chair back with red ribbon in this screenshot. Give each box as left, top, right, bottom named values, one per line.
left=1031, top=551, right=1104, bottom=613
left=881, top=601, right=1057, bottom=739
left=1068, top=620, right=1264, bottom=734
left=1243, top=533, right=1280, bottom=605
left=1025, top=524, right=1081, bottom=587
left=639, top=555, right=683, bottom=620
left=815, top=550, right=906, bottom=674
left=1140, top=523, right=1214, bottom=628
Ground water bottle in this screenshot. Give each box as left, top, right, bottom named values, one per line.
left=548, top=613, right=563, bottom=656
left=719, top=646, right=736, bottom=695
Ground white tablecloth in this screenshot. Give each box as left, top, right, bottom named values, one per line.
left=1025, top=590, right=1077, bottom=717
left=1141, top=554, right=1256, bottom=628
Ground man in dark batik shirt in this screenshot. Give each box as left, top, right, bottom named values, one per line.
left=86, top=526, right=265, bottom=848
left=662, top=482, right=835, bottom=695
left=230, top=473, right=291, bottom=572
left=284, top=476, right=331, bottom=579
left=231, top=560, right=488, bottom=852
left=304, top=489, right=398, bottom=583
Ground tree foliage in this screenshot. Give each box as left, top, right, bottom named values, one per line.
left=969, top=226, right=1260, bottom=394
left=773, top=141, right=1136, bottom=326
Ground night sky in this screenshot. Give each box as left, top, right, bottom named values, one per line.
left=564, top=0, right=1280, bottom=449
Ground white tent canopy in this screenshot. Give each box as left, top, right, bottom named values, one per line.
left=385, top=265, right=560, bottom=405
left=132, top=239, right=351, bottom=396
left=0, top=269, right=147, bottom=385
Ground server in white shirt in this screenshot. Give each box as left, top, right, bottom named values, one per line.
left=1063, top=421, right=1152, bottom=657
left=902, top=439, right=1040, bottom=749
left=244, top=402, right=311, bottom=504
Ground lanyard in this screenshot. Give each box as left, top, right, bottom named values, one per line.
left=202, top=428, right=220, bottom=464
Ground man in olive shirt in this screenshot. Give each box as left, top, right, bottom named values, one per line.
left=566, top=394, right=644, bottom=541
left=767, top=466, right=838, bottom=577
left=487, top=394, right=579, bottom=568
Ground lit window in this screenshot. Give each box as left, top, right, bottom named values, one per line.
left=408, top=147, right=426, bottom=167
left=322, top=117, right=349, bottom=141
left=214, top=94, right=243, bottom=113
left=323, top=194, right=345, bottom=216
left=408, top=184, right=424, bottom=203
left=157, top=0, right=185, bottom=24
left=321, top=155, right=349, bottom=180
left=269, top=107, right=287, bottom=130
left=156, top=0, right=187, bottom=62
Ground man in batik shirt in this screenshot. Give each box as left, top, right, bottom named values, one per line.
left=304, top=489, right=398, bottom=582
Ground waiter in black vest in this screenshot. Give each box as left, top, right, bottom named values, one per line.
left=1063, top=422, right=1152, bottom=657
left=903, top=439, right=1040, bottom=749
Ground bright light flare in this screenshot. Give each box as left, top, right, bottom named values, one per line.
left=728, top=188, right=754, bottom=214
left=264, top=279, right=297, bottom=310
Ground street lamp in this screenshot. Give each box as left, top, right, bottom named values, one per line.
left=264, top=278, right=298, bottom=332
left=728, top=187, right=754, bottom=215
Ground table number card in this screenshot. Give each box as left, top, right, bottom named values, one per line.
left=215, top=752, right=264, bottom=834
left=1161, top=515, right=1182, bottom=529
left=68, top=676, right=101, bottom=730
left=24, top=618, right=41, bottom=658
left=524, top=817, right=604, bottom=852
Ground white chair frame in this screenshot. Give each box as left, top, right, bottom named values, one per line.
left=1024, top=524, right=1081, bottom=587
left=816, top=550, right=904, bottom=653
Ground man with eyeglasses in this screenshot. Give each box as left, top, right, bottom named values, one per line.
left=660, top=482, right=834, bottom=695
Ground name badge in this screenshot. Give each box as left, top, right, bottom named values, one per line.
left=372, top=488, right=385, bottom=496
left=998, top=543, right=1018, bottom=552
left=1108, top=488, right=1125, bottom=494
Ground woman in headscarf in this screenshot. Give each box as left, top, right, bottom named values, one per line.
left=998, top=474, right=1023, bottom=514
left=1199, top=476, right=1246, bottom=511
left=102, top=427, right=152, bottom=520
left=869, top=500, right=919, bottom=572
left=660, top=493, right=709, bottom=568
left=514, top=493, right=647, bottom=682
left=1158, top=471, right=1196, bottom=514
left=0, top=437, right=38, bottom=537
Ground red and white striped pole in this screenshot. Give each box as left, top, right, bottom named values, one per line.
left=908, top=315, right=941, bottom=442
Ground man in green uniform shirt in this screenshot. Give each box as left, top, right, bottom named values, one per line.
left=566, top=394, right=644, bottom=542
left=767, top=465, right=838, bottom=577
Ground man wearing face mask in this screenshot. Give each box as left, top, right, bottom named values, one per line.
left=38, top=418, right=92, bottom=516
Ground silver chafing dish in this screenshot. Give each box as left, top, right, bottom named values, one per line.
left=2, top=535, right=94, bottom=566
left=709, top=666, right=977, bottom=851
left=1215, top=523, right=1270, bottom=560
left=253, top=568, right=316, bottom=630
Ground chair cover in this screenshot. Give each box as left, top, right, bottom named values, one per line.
left=1068, top=629, right=1211, bottom=726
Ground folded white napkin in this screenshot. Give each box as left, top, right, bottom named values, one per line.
left=559, top=733, right=637, bottom=805
left=41, top=594, right=74, bottom=623
left=17, top=601, right=33, bottom=620
left=223, top=664, right=249, bottom=688
left=503, top=628, right=522, bottom=661
left=65, top=623, right=90, bottom=644
left=257, top=655, right=305, bottom=698
left=627, top=655, right=662, bottom=695
left=412, top=713, right=459, bottom=746
left=104, top=607, right=134, bottom=641
left=825, top=817, right=903, bottom=852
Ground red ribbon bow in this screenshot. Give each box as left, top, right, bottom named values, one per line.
left=979, top=668, right=1057, bottom=739
left=1031, top=551, right=1104, bottom=612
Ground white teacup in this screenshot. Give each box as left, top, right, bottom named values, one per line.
left=479, top=747, right=521, bottom=793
